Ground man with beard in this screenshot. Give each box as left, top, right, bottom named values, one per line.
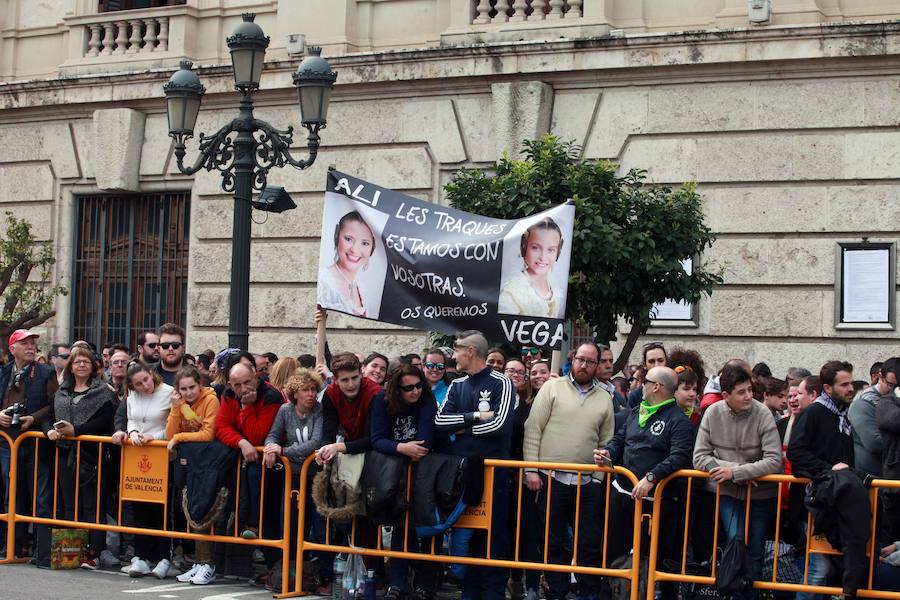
left=788, top=361, right=869, bottom=600
left=155, top=323, right=186, bottom=387
left=136, top=331, right=160, bottom=364
left=523, top=342, right=615, bottom=600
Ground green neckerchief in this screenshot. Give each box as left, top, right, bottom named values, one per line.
left=638, top=397, right=676, bottom=428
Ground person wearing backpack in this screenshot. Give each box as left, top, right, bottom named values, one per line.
left=693, top=362, right=784, bottom=599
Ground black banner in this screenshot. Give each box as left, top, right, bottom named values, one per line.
left=316, top=171, right=575, bottom=349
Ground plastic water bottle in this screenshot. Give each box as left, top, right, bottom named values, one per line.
left=364, top=569, right=376, bottom=600
left=332, top=555, right=346, bottom=600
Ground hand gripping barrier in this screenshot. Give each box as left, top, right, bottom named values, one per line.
left=646, top=469, right=900, bottom=600
left=2, top=431, right=297, bottom=594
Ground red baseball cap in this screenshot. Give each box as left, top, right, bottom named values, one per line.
left=8, top=329, right=39, bottom=349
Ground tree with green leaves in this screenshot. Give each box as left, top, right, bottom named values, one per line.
left=442, top=135, right=722, bottom=372
left=0, top=212, right=67, bottom=347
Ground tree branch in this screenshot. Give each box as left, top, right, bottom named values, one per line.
left=20, top=310, right=56, bottom=331
left=2, top=264, right=32, bottom=317
left=613, top=321, right=645, bottom=374
left=0, top=263, right=19, bottom=300
left=8, top=309, right=39, bottom=332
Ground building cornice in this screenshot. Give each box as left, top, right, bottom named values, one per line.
left=2, top=19, right=900, bottom=112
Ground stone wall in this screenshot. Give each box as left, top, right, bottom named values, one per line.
left=1, top=17, right=899, bottom=376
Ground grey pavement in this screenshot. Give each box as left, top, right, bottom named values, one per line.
left=0, top=563, right=327, bottom=600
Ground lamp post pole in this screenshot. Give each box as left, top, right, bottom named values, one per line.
left=163, top=13, right=337, bottom=351
left=229, top=94, right=256, bottom=351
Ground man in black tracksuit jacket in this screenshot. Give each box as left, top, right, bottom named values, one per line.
left=788, top=360, right=870, bottom=599
left=435, top=330, right=513, bottom=600
left=597, top=366, right=694, bottom=572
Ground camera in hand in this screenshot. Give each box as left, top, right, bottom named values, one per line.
left=4, top=403, right=26, bottom=429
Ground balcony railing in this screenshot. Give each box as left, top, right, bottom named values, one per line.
left=59, top=5, right=194, bottom=76
left=84, top=16, right=169, bottom=56
left=472, top=0, right=583, bottom=24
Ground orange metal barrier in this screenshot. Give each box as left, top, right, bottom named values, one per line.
left=3, top=431, right=297, bottom=595
left=645, top=469, right=900, bottom=600
left=289, top=454, right=647, bottom=600
left=0, top=429, right=17, bottom=565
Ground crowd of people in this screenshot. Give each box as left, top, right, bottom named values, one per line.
left=1, top=318, right=899, bottom=600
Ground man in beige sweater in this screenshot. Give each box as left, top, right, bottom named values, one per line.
left=693, top=362, right=783, bottom=598
left=523, top=342, right=615, bottom=600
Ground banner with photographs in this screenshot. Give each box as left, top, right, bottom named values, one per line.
left=316, top=170, right=576, bottom=349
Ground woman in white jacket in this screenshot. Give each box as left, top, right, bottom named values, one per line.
left=111, top=361, right=174, bottom=579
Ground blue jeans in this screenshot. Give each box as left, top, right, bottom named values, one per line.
left=718, top=495, right=776, bottom=600
left=449, top=527, right=474, bottom=581
left=796, top=521, right=831, bottom=600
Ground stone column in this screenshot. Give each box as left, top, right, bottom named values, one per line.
left=491, top=81, right=554, bottom=159
left=92, top=108, right=146, bottom=192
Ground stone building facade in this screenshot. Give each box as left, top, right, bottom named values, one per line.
left=2, top=0, right=900, bottom=376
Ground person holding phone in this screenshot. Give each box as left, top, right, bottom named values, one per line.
left=46, top=345, right=117, bottom=569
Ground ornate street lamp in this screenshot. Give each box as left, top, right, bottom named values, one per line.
left=163, top=12, right=337, bottom=351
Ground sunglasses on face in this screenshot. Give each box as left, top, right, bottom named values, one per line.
left=399, top=381, right=423, bottom=392
left=424, top=362, right=445, bottom=370
left=145, top=343, right=158, bottom=349
left=53, top=353, right=70, bottom=360
left=521, top=347, right=540, bottom=356
left=159, top=342, right=183, bottom=350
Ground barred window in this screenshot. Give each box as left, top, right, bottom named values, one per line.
left=72, top=192, right=190, bottom=349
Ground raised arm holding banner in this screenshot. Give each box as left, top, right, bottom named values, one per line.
left=316, top=170, right=575, bottom=349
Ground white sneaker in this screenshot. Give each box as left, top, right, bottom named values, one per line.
left=99, top=550, right=121, bottom=569
left=190, top=564, right=216, bottom=585
left=128, top=558, right=152, bottom=577
left=151, top=558, right=173, bottom=579
left=121, top=556, right=139, bottom=574
left=177, top=563, right=201, bottom=583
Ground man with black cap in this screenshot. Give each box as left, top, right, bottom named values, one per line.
left=0, top=329, right=57, bottom=563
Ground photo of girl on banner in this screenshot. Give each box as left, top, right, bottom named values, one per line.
left=498, top=215, right=572, bottom=319
left=317, top=199, right=389, bottom=319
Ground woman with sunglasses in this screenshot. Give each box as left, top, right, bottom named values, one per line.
left=370, top=363, right=438, bottom=600
left=46, top=345, right=117, bottom=569
left=422, top=348, right=451, bottom=408
left=519, top=346, right=543, bottom=369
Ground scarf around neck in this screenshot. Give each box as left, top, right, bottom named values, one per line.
left=815, top=392, right=852, bottom=436
left=55, top=377, right=112, bottom=430
left=324, top=376, right=381, bottom=441
left=639, top=397, right=676, bottom=428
